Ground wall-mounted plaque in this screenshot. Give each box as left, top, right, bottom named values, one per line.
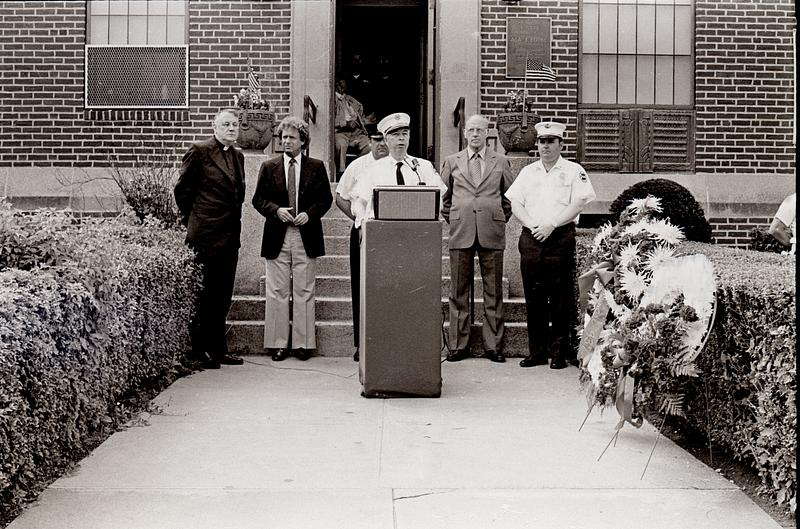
left=506, top=17, right=551, bottom=78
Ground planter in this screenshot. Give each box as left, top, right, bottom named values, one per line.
left=496, top=112, right=539, bottom=153
left=237, top=110, right=275, bottom=150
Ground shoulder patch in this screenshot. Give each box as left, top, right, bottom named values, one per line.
left=578, top=170, right=588, bottom=183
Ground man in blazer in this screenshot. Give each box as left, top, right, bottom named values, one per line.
left=252, top=116, right=333, bottom=361
left=440, top=114, right=515, bottom=363
left=174, top=108, right=246, bottom=369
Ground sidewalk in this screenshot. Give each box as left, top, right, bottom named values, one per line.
left=9, top=358, right=783, bottom=529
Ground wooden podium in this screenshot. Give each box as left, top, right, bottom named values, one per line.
left=359, top=220, right=442, bottom=398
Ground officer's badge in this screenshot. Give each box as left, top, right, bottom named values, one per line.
left=578, top=170, right=588, bottom=183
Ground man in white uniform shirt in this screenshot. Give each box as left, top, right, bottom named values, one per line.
left=335, top=131, right=389, bottom=361
left=350, top=112, right=446, bottom=228
left=505, top=121, right=595, bottom=369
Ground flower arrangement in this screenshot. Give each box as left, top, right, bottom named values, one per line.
left=233, top=67, right=270, bottom=110
left=502, top=90, right=534, bottom=112
left=579, top=196, right=716, bottom=429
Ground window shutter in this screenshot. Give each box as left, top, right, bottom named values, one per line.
left=652, top=110, right=694, bottom=171
left=577, top=110, right=622, bottom=171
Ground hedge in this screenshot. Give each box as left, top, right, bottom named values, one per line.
left=0, top=206, right=201, bottom=523
left=576, top=232, right=796, bottom=513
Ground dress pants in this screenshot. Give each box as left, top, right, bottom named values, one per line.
left=334, top=131, right=369, bottom=173
left=264, top=226, right=317, bottom=349
left=519, top=224, right=577, bottom=361
left=192, top=247, right=239, bottom=360
left=349, top=224, right=360, bottom=349
left=449, top=239, right=505, bottom=352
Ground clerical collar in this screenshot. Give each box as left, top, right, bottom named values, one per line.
left=215, top=138, right=231, bottom=151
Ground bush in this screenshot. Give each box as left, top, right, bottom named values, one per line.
left=609, top=178, right=712, bottom=242
left=748, top=227, right=786, bottom=253
left=0, top=206, right=201, bottom=524
left=576, top=237, right=796, bottom=513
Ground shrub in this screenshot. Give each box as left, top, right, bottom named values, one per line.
left=609, top=178, right=712, bottom=242
left=748, top=227, right=786, bottom=253
left=0, top=208, right=201, bottom=524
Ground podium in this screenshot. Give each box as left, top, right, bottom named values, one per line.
left=359, top=220, right=442, bottom=398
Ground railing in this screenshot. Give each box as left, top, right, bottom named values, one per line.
left=303, top=95, right=317, bottom=156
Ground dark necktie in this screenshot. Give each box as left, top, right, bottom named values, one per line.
left=288, top=158, right=297, bottom=213
left=469, top=152, right=481, bottom=187
left=395, top=161, right=405, bottom=185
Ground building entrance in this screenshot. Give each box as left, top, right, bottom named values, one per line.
left=335, top=0, right=429, bottom=158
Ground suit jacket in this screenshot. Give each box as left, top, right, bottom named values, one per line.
left=252, top=154, right=333, bottom=259
left=174, top=136, right=245, bottom=256
left=440, top=147, right=514, bottom=250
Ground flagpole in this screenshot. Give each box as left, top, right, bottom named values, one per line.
left=522, top=53, right=529, bottom=130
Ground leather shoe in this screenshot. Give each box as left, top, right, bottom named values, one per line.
left=271, top=348, right=290, bottom=361
left=519, top=355, right=548, bottom=368
left=219, top=353, right=244, bottom=365
left=294, top=348, right=312, bottom=361
left=484, top=350, right=506, bottom=363
left=446, top=349, right=469, bottom=362
left=353, top=348, right=359, bottom=362
left=198, top=351, right=220, bottom=370
left=549, top=358, right=568, bottom=370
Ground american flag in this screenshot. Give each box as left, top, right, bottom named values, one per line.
left=525, top=58, right=556, bottom=82
left=247, top=66, right=261, bottom=104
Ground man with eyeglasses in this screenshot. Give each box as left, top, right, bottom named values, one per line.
left=505, top=121, right=596, bottom=370
left=335, top=131, right=390, bottom=361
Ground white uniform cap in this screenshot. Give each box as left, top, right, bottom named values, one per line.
left=377, top=112, right=411, bottom=135
left=535, top=121, right=566, bottom=139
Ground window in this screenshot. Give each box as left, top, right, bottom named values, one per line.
left=579, top=0, right=695, bottom=172
left=85, top=0, right=188, bottom=108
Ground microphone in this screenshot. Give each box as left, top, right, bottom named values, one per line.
left=408, top=157, right=425, bottom=185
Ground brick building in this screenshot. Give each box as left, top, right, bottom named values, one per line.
left=0, top=0, right=795, bottom=246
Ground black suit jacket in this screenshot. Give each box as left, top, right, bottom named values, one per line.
left=174, top=137, right=245, bottom=256
left=252, top=154, right=333, bottom=259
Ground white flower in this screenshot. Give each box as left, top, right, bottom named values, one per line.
left=604, top=289, right=631, bottom=320
left=618, top=242, right=640, bottom=268
left=586, top=346, right=606, bottom=386
left=628, top=196, right=663, bottom=215
left=593, top=222, right=614, bottom=247
left=622, top=220, right=650, bottom=237
left=620, top=268, right=648, bottom=301
left=644, top=219, right=684, bottom=245
left=643, top=244, right=676, bottom=274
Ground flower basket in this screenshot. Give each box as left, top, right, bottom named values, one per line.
left=237, top=109, right=275, bottom=150
left=496, top=111, right=539, bottom=153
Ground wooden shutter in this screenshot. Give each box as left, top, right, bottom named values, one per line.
left=577, top=110, right=621, bottom=171
left=652, top=110, right=694, bottom=171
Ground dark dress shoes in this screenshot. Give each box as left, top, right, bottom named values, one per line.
left=219, top=353, right=244, bottom=365
left=549, top=358, right=568, bottom=370
left=271, top=348, right=290, bottom=362
left=484, top=350, right=506, bottom=363
left=519, top=355, right=548, bottom=368
left=446, top=349, right=469, bottom=362
left=198, top=351, right=220, bottom=370
left=294, top=348, right=312, bottom=361
left=353, top=348, right=359, bottom=362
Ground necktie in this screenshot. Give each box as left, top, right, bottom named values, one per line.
left=395, top=161, right=405, bottom=185
left=469, top=152, right=481, bottom=187
left=288, top=158, right=297, bottom=213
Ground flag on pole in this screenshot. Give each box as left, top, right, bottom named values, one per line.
left=525, top=58, right=556, bottom=82
left=247, top=66, right=261, bottom=105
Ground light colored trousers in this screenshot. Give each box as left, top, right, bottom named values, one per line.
left=264, top=226, right=317, bottom=349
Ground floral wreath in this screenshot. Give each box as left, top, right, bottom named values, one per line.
left=577, top=196, right=717, bottom=432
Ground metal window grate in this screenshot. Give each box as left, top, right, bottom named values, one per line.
left=85, top=45, right=188, bottom=109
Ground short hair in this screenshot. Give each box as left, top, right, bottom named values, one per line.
left=276, top=116, right=309, bottom=146
left=465, top=114, right=489, bottom=129
left=214, top=108, right=240, bottom=121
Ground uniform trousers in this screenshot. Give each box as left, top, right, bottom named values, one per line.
left=192, top=247, right=239, bottom=360
left=449, top=240, right=505, bottom=352
left=349, top=225, right=361, bottom=349
left=519, top=223, right=577, bottom=361
left=264, top=226, right=317, bottom=349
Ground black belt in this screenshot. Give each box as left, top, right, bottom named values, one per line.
left=522, top=222, right=575, bottom=235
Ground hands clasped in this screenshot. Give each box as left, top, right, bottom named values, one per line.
left=277, top=208, right=310, bottom=226
left=530, top=222, right=555, bottom=242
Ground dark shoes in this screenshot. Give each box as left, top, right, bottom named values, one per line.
left=219, top=353, right=243, bottom=365
left=353, top=348, right=359, bottom=362
left=197, top=351, right=220, bottom=370
left=549, top=358, right=568, bottom=370
left=446, top=349, right=470, bottom=362
left=293, top=348, right=312, bottom=361
left=484, top=350, right=506, bottom=363
left=271, top=348, right=290, bottom=361
left=519, top=355, right=548, bottom=368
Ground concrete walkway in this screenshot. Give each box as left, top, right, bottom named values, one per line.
left=9, top=358, right=782, bottom=529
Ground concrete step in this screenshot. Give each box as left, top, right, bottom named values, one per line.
left=324, top=234, right=454, bottom=256
left=225, top=320, right=530, bottom=357
left=230, top=295, right=528, bottom=323
left=260, top=274, right=510, bottom=299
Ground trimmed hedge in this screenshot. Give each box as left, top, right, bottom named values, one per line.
left=0, top=207, right=201, bottom=523
left=576, top=233, right=796, bottom=513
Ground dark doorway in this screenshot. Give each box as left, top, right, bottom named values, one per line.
left=335, top=0, right=428, bottom=157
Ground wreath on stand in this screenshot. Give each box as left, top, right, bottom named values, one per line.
left=577, top=196, right=717, bottom=470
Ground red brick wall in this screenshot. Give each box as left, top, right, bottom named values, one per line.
left=0, top=1, right=291, bottom=167
left=694, top=1, right=795, bottom=173
left=710, top=216, right=771, bottom=248
left=479, top=0, right=579, bottom=158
